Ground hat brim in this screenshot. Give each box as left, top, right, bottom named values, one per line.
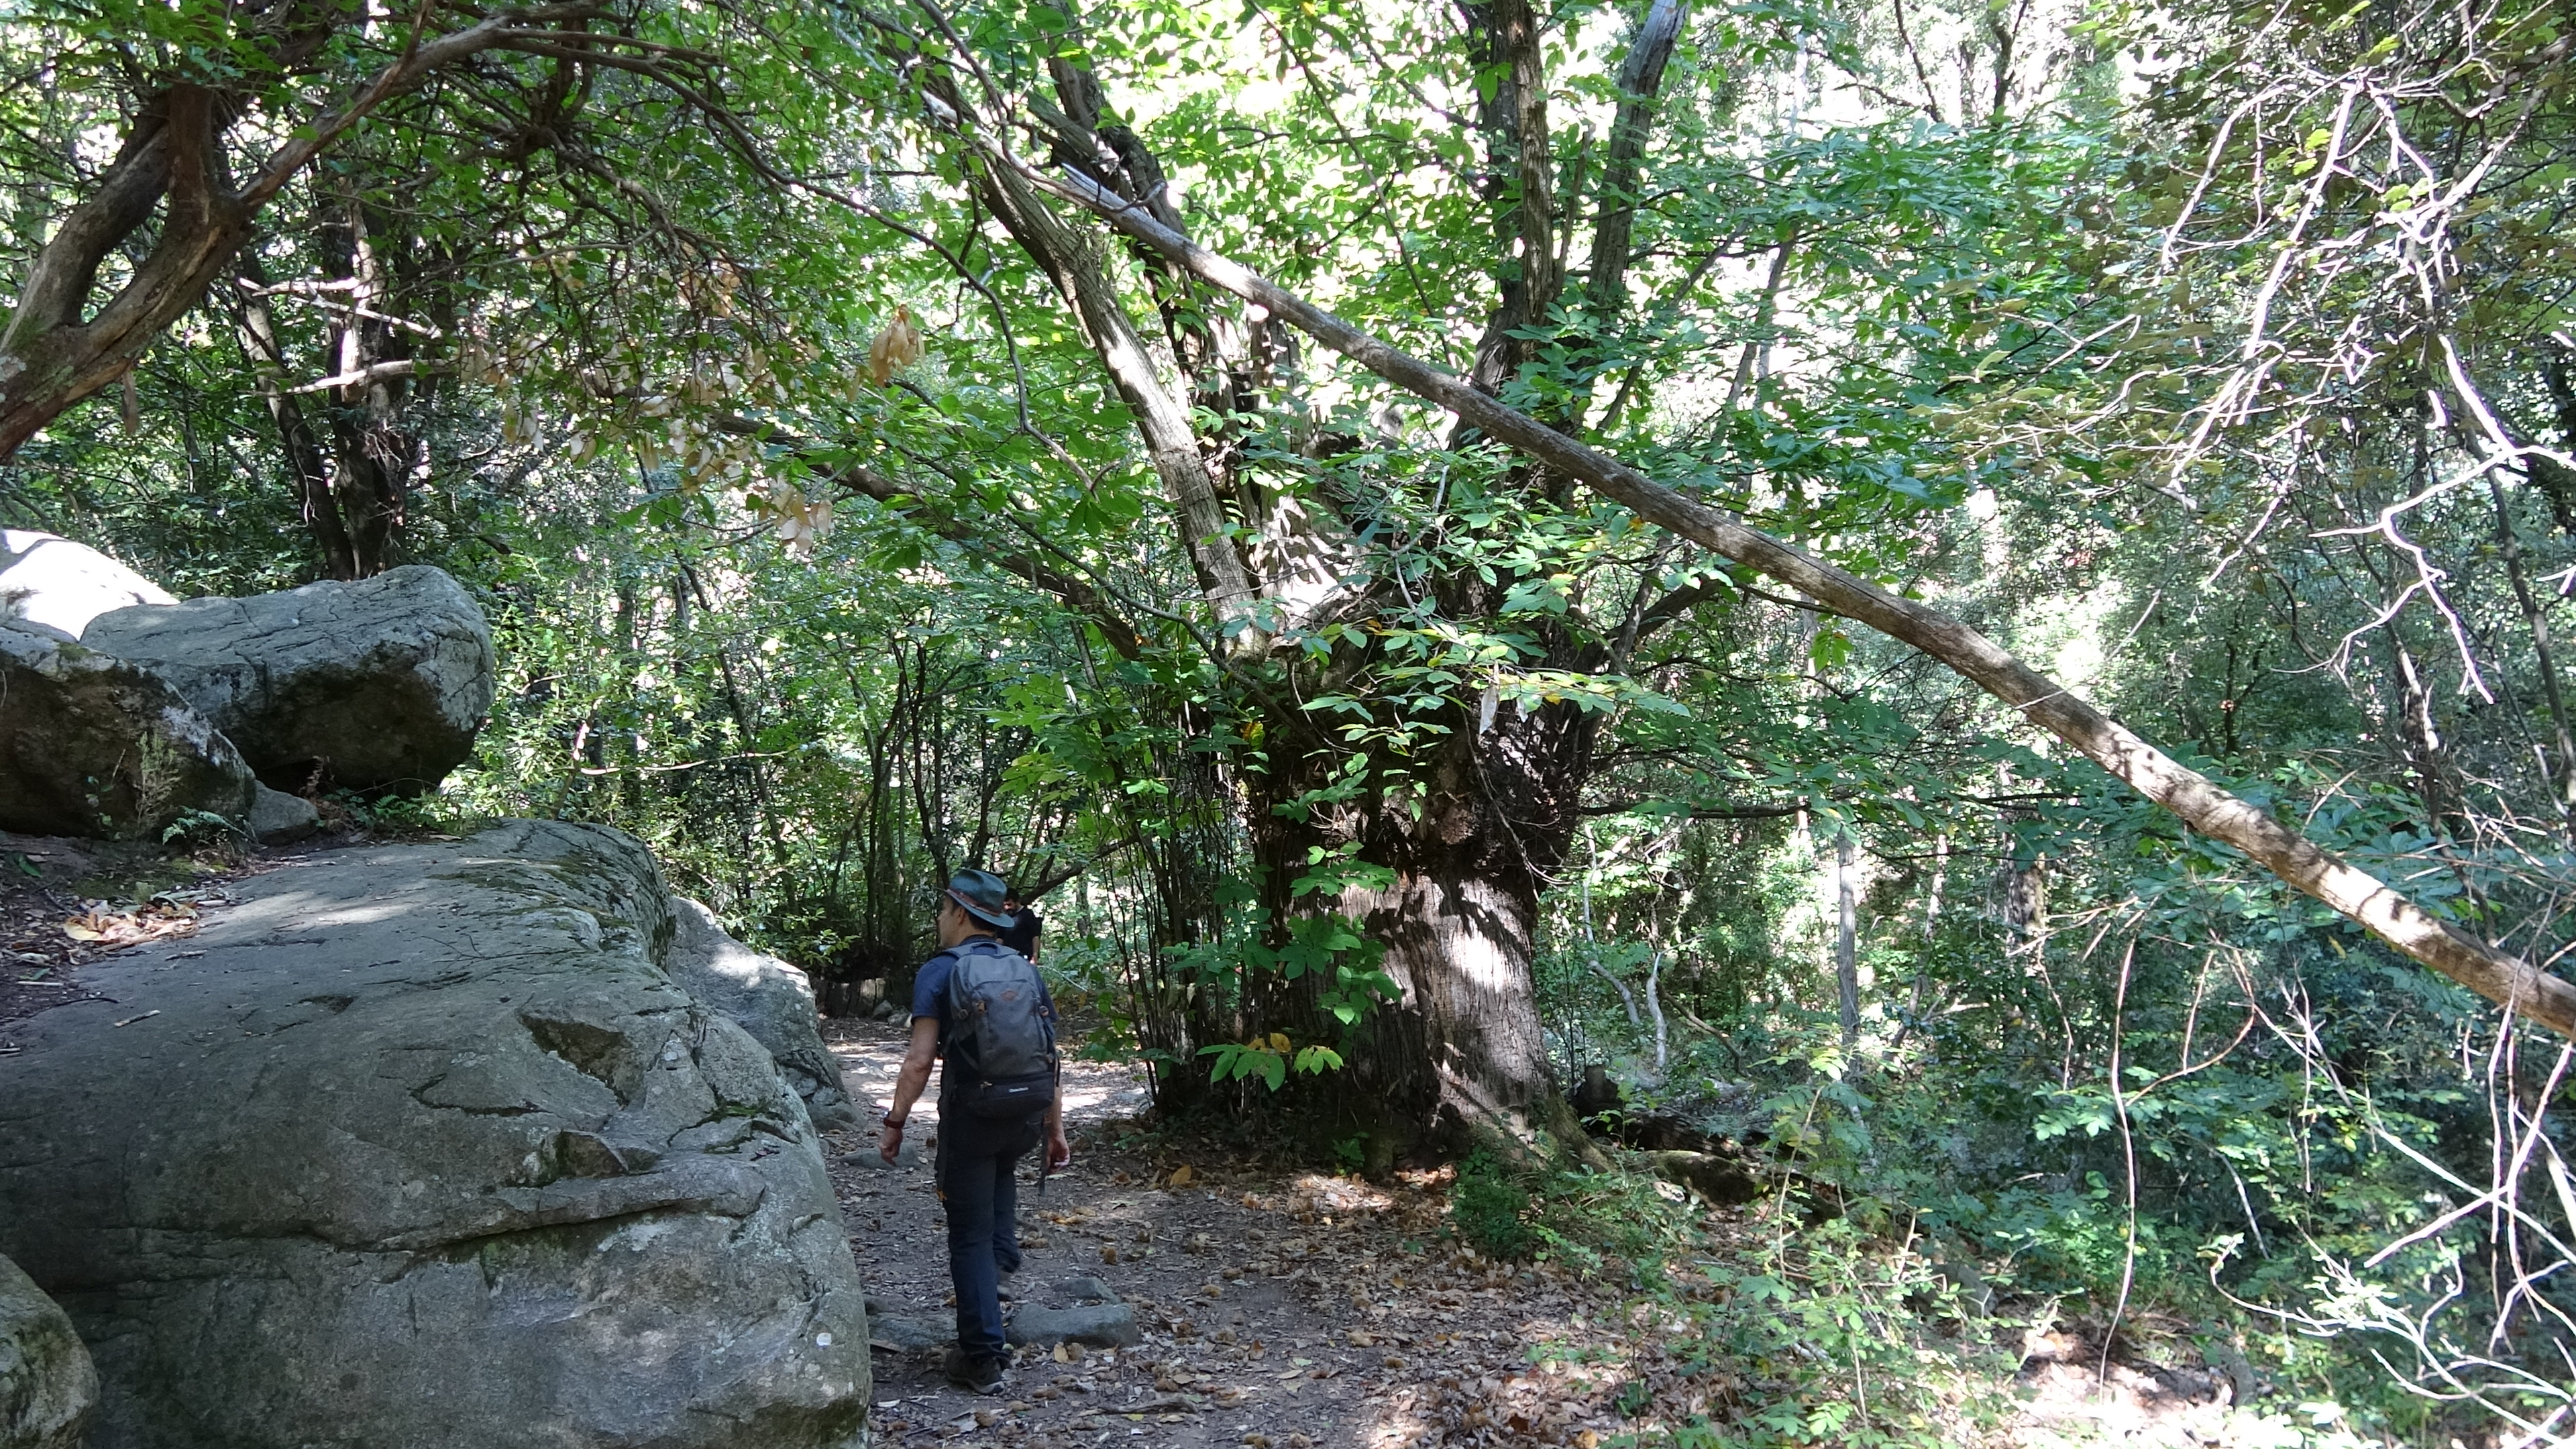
left=945, top=889, right=1014, bottom=930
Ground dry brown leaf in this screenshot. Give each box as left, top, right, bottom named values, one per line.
left=1169, top=1164, right=1195, bottom=1187
left=867, top=307, right=924, bottom=386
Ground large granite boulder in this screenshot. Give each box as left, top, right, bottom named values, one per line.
left=0, top=622, right=259, bottom=839
left=0, top=1254, right=95, bottom=1449
left=669, top=898, right=860, bottom=1132
left=84, top=566, right=495, bottom=795
left=0, top=821, right=869, bottom=1448
left=0, top=531, right=172, bottom=641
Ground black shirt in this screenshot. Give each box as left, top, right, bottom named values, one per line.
left=997, top=906, right=1041, bottom=961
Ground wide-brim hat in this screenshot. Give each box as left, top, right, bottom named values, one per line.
left=943, top=868, right=1015, bottom=930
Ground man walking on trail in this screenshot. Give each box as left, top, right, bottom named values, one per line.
left=998, top=893, right=1041, bottom=964
left=880, top=869, right=1070, bottom=1395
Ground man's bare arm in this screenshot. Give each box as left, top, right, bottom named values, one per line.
left=879, top=1015, right=941, bottom=1164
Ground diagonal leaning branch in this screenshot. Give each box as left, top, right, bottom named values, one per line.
left=1040, top=165, right=2576, bottom=1040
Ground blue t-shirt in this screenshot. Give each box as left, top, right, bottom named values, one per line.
left=912, top=937, right=1055, bottom=1051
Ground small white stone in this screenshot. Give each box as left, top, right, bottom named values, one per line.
left=814, top=1332, right=834, bottom=1347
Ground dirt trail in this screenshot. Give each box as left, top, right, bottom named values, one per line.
left=818, top=1017, right=2270, bottom=1449
left=818, top=1016, right=1656, bottom=1449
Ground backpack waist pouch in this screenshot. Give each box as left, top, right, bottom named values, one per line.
left=958, top=1069, right=1056, bottom=1122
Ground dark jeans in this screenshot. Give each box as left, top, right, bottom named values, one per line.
left=937, top=1100, right=1040, bottom=1364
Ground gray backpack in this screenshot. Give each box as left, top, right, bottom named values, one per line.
left=940, top=940, right=1057, bottom=1120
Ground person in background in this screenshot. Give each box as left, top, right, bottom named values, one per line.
left=879, top=869, right=1070, bottom=1394
left=997, top=892, right=1042, bottom=965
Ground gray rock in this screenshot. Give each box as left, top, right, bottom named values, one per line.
left=0, top=1252, right=96, bottom=1449
left=0, top=623, right=259, bottom=839
left=667, top=898, right=858, bottom=1132
left=0, top=531, right=172, bottom=640
left=1053, top=1277, right=1120, bottom=1305
left=85, top=566, right=495, bottom=795
left=869, top=998, right=897, bottom=1021
left=246, top=784, right=318, bottom=843
left=0, top=820, right=869, bottom=1449
left=1006, top=1304, right=1142, bottom=1350
left=867, top=1316, right=951, bottom=1355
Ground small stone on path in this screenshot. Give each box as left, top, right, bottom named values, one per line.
left=1006, top=1303, right=1142, bottom=1348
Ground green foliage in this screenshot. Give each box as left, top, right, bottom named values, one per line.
left=1448, top=1152, right=1539, bottom=1261
left=7, top=0, right=2575, bottom=1436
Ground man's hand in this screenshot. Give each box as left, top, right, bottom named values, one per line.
left=1046, top=1124, right=1072, bottom=1171
left=880, top=1118, right=905, bottom=1165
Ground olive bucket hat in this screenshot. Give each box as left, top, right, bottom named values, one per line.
left=943, top=868, right=1016, bottom=930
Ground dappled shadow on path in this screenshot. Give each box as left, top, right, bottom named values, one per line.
left=814, top=1018, right=2258, bottom=1449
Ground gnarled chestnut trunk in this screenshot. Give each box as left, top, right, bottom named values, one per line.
left=1252, top=702, right=1603, bottom=1168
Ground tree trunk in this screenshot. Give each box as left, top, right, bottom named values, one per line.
left=1835, top=833, right=1860, bottom=1048
left=1250, top=694, right=1604, bottom=1166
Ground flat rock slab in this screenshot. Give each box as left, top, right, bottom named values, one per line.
left=1052, top=1277, right=1120, bottom=1304
left=85, top=565, right=494, bottom=795
left=0, top=820, right=869, bottom=1449
left=0, top=1252, right=95, bottom=1449
left=1005, top=1303, right=1142, bottom=1349
left=868, top=1316, right=951, bottom=1355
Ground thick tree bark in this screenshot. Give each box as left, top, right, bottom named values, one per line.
left=1580, top=0, right=1685, bottom=333
left=1250, top=698, right=1605, bottom=1167
left=313, top=199, right=429, bottom=577
left=1458, top=0, right=1563, bottom=399
left=1052, top=169, right=2576, bottom=1042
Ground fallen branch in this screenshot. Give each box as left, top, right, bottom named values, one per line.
left=1042, top=166, right=2576, bottom=1040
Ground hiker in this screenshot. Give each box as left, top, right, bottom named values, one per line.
left=998, top=893, right=1041, bottom=964
left=879, top=868, right=1070, bottom=1395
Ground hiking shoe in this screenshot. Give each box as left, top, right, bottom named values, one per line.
left=945, top=1348, right=1007, bottom=1395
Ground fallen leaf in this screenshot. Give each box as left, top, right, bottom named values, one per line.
left=1053, top=1344, right=1071, bottom=1364
left=1102, top=1244, right=1120, bottom=1265
left=1576, top=1432, right=1600, bottom=1449
left=1169, top=1164, right=1195, bottom=1187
